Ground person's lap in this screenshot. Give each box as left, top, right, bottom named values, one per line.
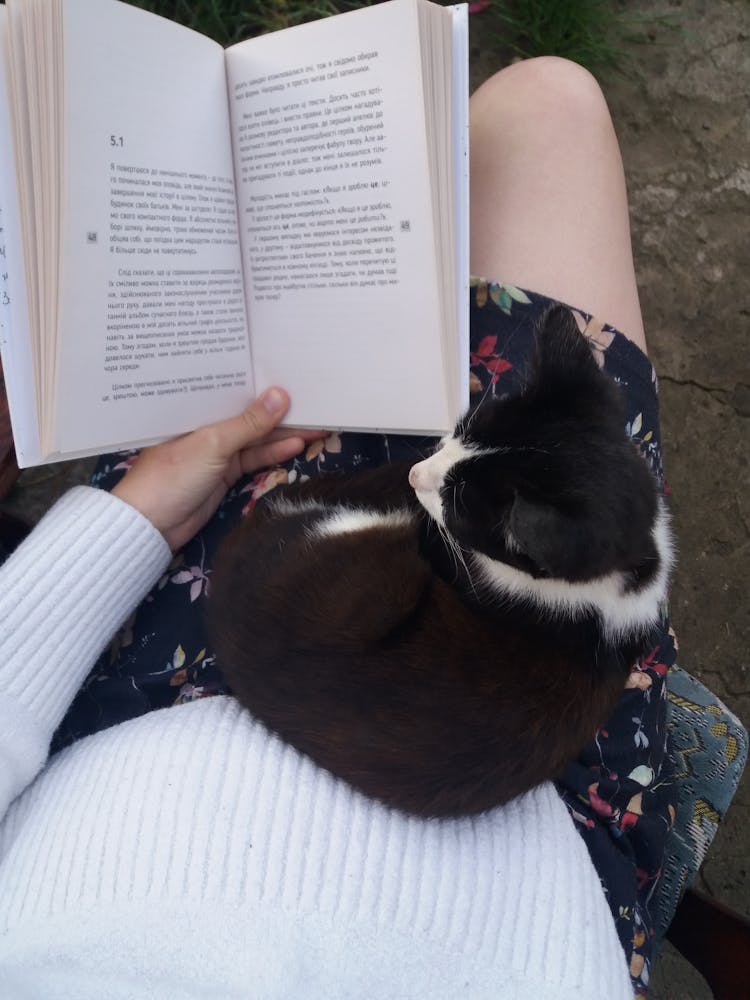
left=51, top=59, right=676, bottom=994
left=53, top=284, right=675, bottom=994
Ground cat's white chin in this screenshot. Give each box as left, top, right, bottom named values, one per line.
left=471, top=498, right=675, bottom=642
left=413, top=487, right=445, bottom=525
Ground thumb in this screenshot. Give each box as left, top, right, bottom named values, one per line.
left=212, top=387, right=290, bottom=457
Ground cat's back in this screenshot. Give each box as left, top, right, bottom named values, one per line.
left=208, top=471, right=624, bottom=818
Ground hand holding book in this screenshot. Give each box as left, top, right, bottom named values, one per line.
left=111, top=387, right=325, bottom=552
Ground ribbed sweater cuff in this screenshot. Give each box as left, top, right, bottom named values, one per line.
left=0, top=486, right=171, bottom=803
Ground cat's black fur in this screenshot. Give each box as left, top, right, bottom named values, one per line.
left=207, top=306, right=673, bottom=818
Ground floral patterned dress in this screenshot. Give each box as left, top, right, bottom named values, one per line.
left=52, top=281, right=677, bottom=998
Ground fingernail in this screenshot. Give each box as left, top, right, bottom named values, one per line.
left=262, top=388, right=286, bottom=414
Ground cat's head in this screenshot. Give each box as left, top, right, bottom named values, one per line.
left=409, top=305, right=673, bottom=635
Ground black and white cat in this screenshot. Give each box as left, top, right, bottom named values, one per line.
left=207, top=305, right=673, bottom=818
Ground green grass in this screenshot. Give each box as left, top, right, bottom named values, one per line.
left=130, top=1, right=674, bottom=75
left=131, top=1, right=378, bottom=48
left=477, top=0, right=626, bottom=73
left=479, top=1, right=681, bottom=74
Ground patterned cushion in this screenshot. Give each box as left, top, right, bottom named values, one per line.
left=652, top=664, right=748, bottom=947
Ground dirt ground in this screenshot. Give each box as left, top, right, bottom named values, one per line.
left=600, top=3, right=748, bottom=996
left=558, top=1, right=748, bottom=994
left=1, top=1, right=747, bottom=996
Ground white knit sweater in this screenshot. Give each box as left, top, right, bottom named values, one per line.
left=0, top=487, right=632, bottom=999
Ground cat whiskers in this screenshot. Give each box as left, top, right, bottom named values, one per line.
left=433, top=509, right=479, bottom=599
left=462, top=375, right=495, bottom=435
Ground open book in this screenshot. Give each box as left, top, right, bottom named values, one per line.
left=0, top=0, right=468, bottom=467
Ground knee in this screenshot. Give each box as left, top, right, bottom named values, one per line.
left=471, top=57, right=611, bottom=135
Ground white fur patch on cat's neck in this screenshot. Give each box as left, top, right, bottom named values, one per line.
left=472, top=499, right=674, bottom=642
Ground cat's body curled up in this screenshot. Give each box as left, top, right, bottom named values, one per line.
left=207, top=306, right=673, bottom=818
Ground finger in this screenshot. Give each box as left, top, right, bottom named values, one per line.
left=237, top=435, right=306, bottom=476
left=264, top=426, right=329, bottom=444
left=205, top=387, right=291, bottom=458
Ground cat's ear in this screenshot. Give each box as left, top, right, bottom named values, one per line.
left=533, top=305, right=600, bottom=383
left=507, top=491, right=581, bottom=578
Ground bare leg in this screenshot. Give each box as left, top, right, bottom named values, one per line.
left=470, top=57, right=647, bottom=353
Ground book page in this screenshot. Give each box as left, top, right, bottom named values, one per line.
left=450, top=3, right=470, bottom=419
left=227, top=0, right=452, bottom=434
left=53, top=0, right=252, bottom=457
left=0, top=6, right=40, bottom=466
left=417, top=0, right=469, bottom=425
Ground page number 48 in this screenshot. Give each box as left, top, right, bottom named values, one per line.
left=110, top=135, right=124, bottom=147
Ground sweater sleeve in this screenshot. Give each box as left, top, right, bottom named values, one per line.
left=0, top=486, right=171, bottom=819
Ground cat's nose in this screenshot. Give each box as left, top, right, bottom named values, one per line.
left=409, top=459, right=436, bottom=491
